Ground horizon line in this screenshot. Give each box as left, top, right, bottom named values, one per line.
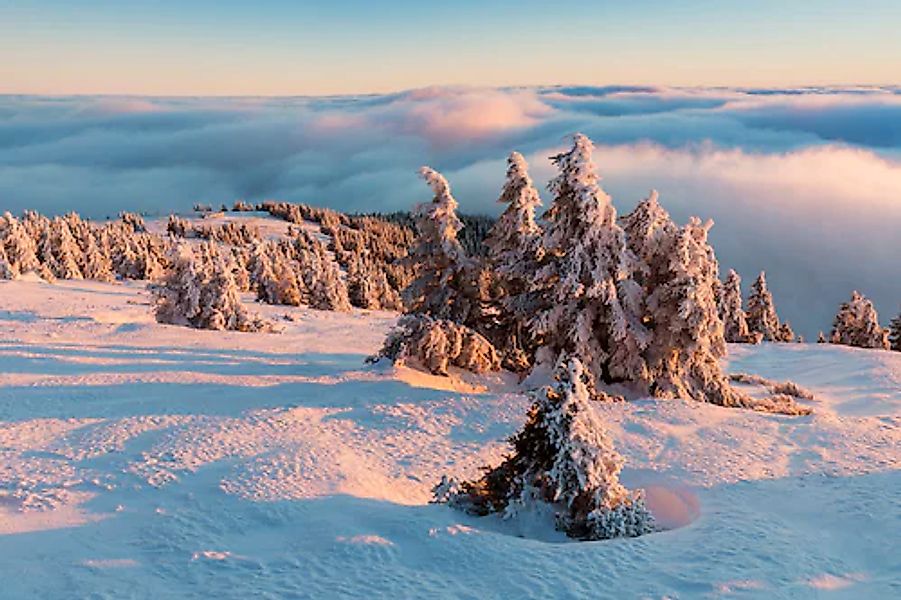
left=2, top=82, right=900, bottom=100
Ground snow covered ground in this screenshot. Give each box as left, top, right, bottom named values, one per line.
left=0, top=278, right=898, bottom=598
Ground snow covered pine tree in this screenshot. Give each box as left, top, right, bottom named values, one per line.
left=434, top=357, right=654, bottom=540
left=718, top=269, right=758, bottom=343
left=889, top=310, right=901, bottom=351
left=373, top=167, right=501, bottom=375
left=403, top=167, right=481, bottom=324
left=829, top=291, right=890, bottom=349
left=483, top=151, right=543, bottom=370
left=746, top=271, right=794, bottom=342
left=527, top=133, right=649, bottom=389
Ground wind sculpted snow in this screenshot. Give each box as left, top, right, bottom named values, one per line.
left=0, top=278, right=898, bottom=597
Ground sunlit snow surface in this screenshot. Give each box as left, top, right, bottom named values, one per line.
left=0, top=278, right=898, bottom=598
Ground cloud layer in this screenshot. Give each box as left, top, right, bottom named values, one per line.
left=1, top=86, right=899, bottom=335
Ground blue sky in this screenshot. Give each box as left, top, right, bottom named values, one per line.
left=2, top=0, right=900, bottom=94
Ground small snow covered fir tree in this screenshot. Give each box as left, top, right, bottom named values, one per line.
left=154, top=245, right=202, bottom=325
left=80, top=230, right=115, bottom=282
left=777, top=322, right=796, bottom=344
left=529, top=134, right=649, bottom=387
left=0, top=243, right=14, bottom=279
left=483, top=151, right=543, bottom=368
left=746, top=271, right=786, bottom=342
left=829, top=291, right=890, bottom=349
left=719, top=269, right=755, bottom=343
left=435, top=357, right=654, bottom=540
left=889, top=311, right=901, bottom=351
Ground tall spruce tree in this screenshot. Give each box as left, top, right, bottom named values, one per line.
left=483, top=151, right=543, bottom=366
left=529, top=134, right=649, bottom=387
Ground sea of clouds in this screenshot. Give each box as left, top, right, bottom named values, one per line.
left=1, top=85, right=900, bottom=335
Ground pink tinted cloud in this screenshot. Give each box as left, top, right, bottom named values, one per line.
left=379, top=87, right=554, bottom=144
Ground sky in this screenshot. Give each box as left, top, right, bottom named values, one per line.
left=2, top=1, right=901, bottom=95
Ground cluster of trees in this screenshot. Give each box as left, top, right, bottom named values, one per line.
left=323, top=217, right=413, bottom=312
left=260, top=201, right=417, bottom=310
left=718, top=269, right=900, bottom=352
left=249, top=231, right=351, bottom=312
left=167, top=216, right=262, bottom=246
left=373, top=210, right=496, bottom=258
left=375, top=134, right=814, bottom=541
left=719, top=271, right=796, bottom=343
left=0, top=211, right=168, bottom=283
left=377, top=136, right=809, bottom=413
left=259, top=200, right=346, bottom=229
left=154, top=242, right=274, bottom=332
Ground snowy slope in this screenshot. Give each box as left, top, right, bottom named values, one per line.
left=0, top=278, right=898, bottom=599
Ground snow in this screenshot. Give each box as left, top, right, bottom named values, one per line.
left=0, top=278, right=898, bottom=598
left=145, top=211, right=314, bottom=242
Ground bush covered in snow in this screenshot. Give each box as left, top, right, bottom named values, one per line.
left=371, top=314, right=500, bottom=376
left=154, top=243, right=274, bottom=332
left=434, top=357, right=654, bottom=541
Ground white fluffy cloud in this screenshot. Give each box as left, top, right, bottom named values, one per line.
left=0, top=86, right=899, bottom=335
